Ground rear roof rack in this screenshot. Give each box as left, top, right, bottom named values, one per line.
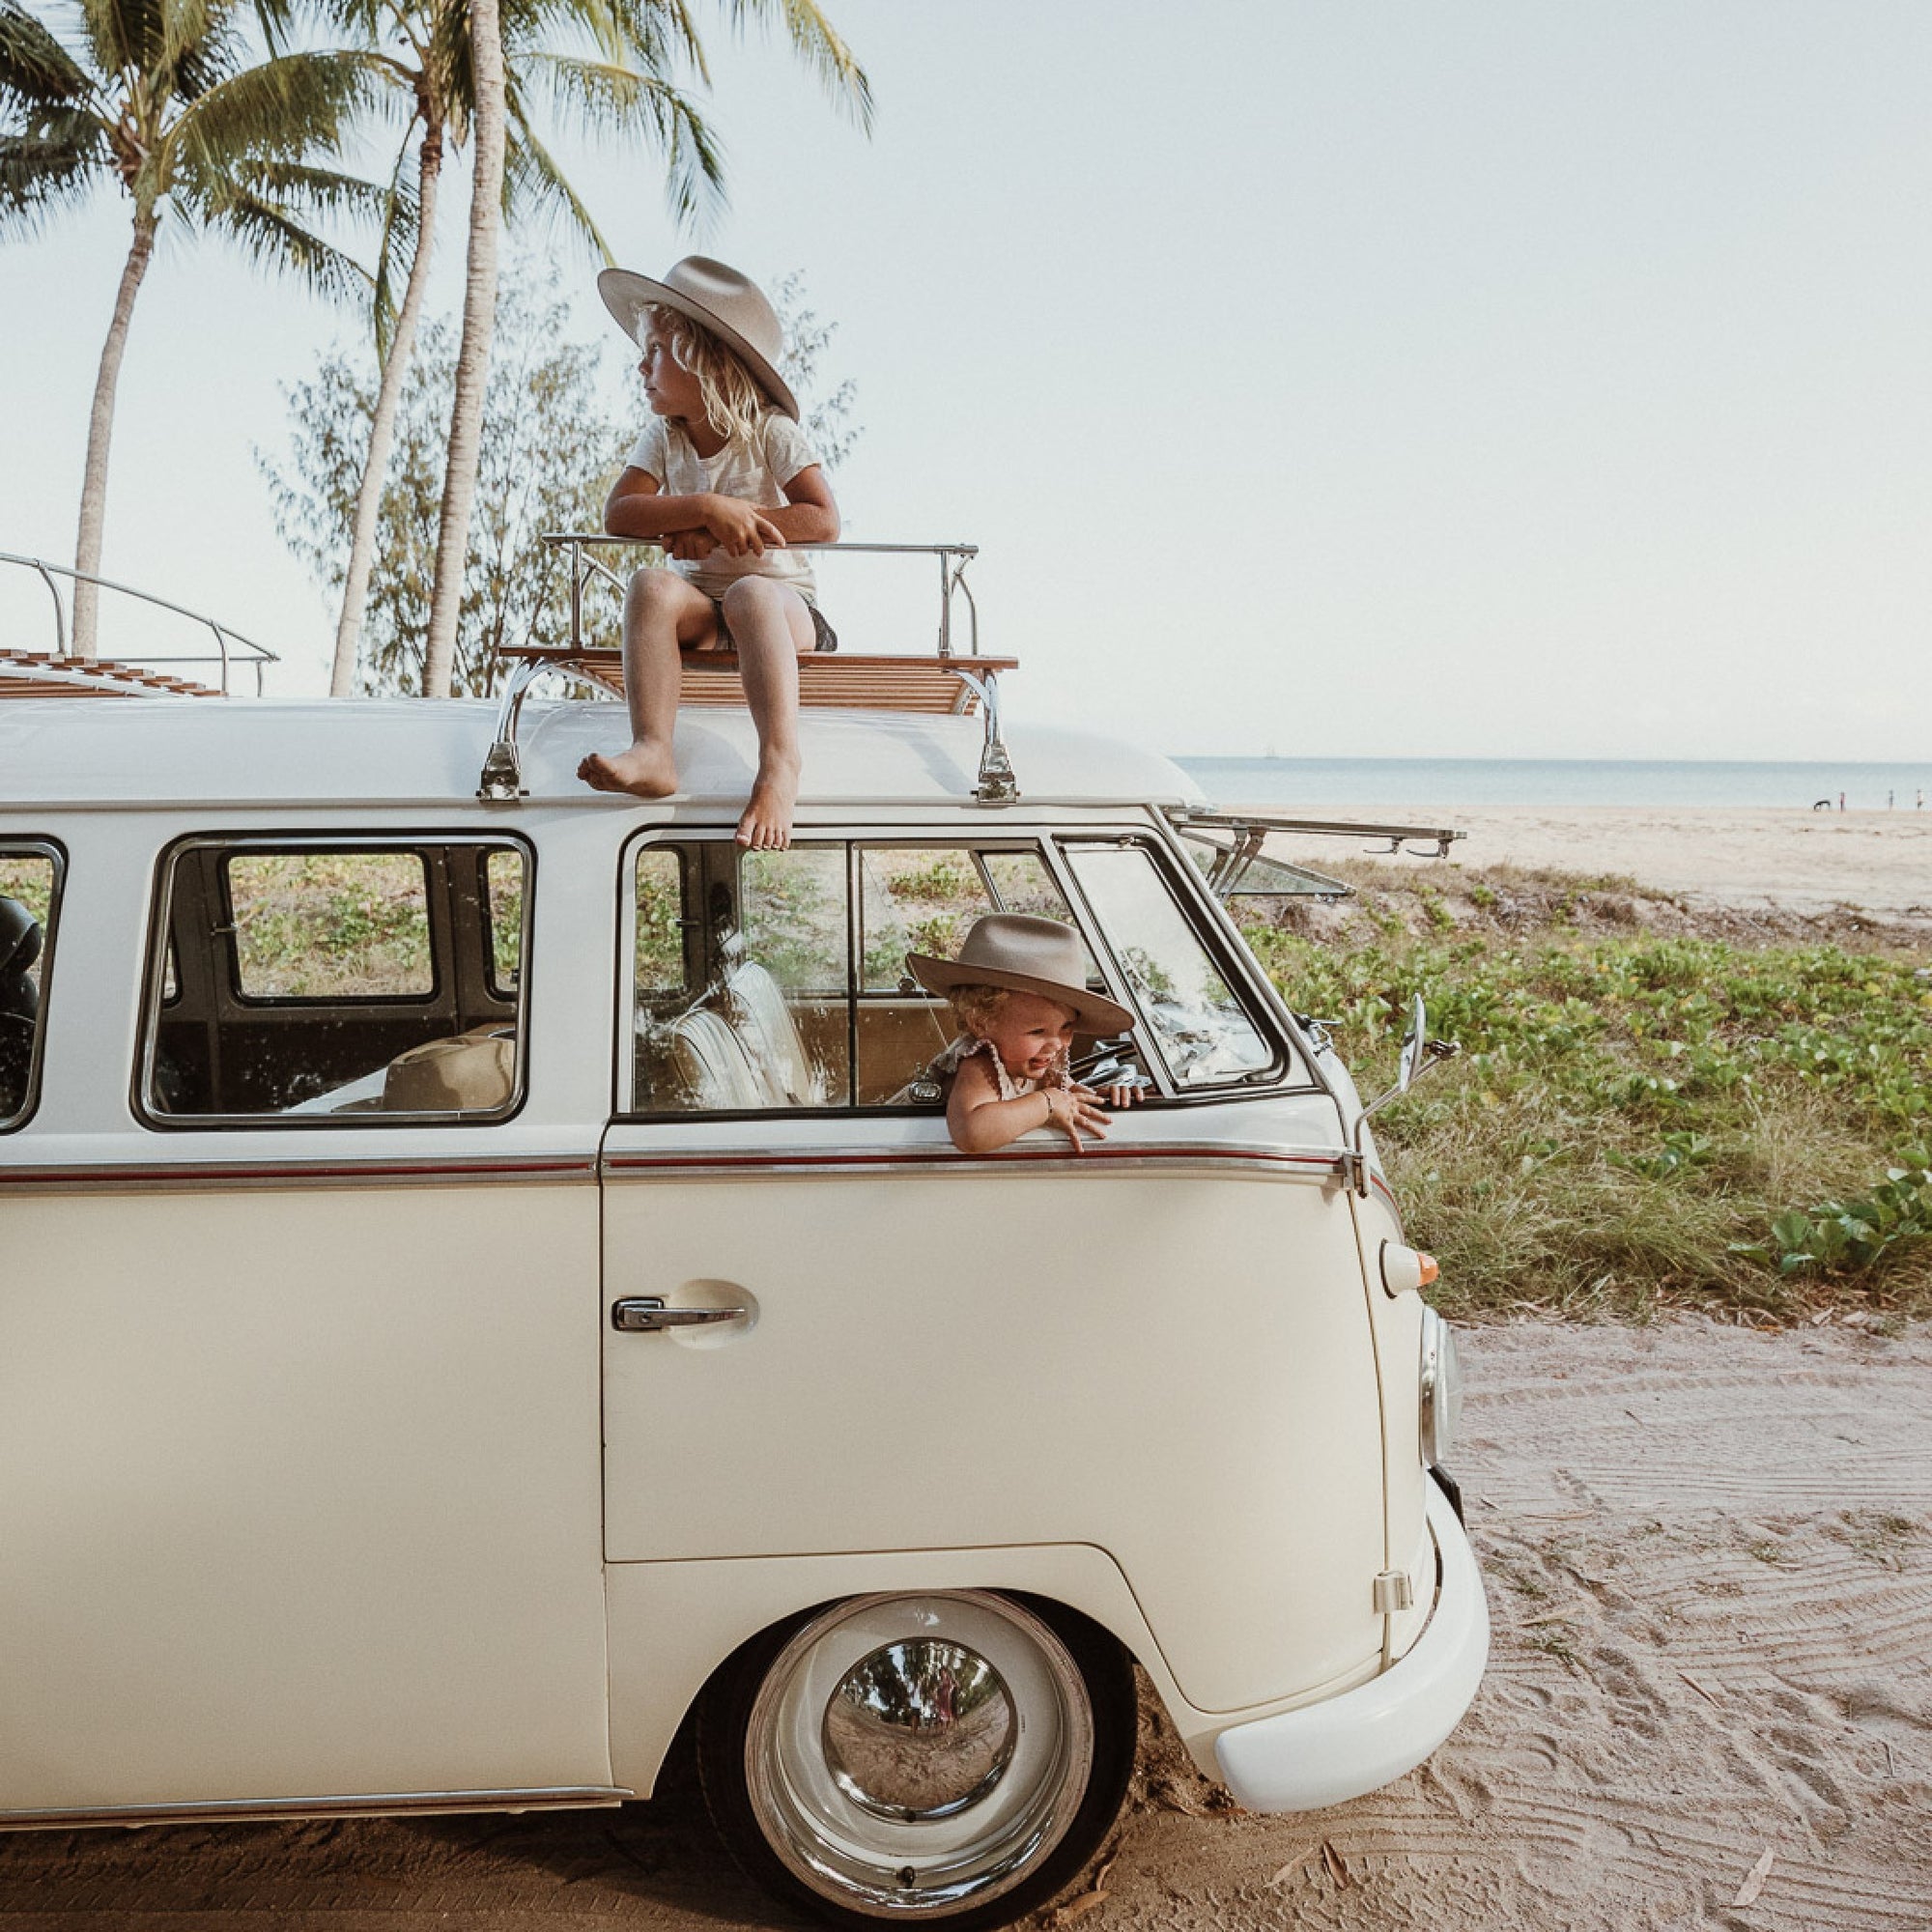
left=0, top=650, right=223, bottom=700
left=482, top=538, right=1019, bottom=804
left=0, top=551, right=277, bottom=696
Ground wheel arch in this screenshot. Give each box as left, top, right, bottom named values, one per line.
left=605, top=1545, right=1198, bottom=1798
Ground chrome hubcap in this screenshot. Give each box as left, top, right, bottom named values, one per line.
left=823, top=1639, right=1017, bottom=1822
left=745, top=1592, right=1094, bottom=1918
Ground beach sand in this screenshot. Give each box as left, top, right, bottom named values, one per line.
left=1245, top=803, right=1932, bottom=923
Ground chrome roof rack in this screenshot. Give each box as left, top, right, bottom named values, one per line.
left=0, top=552, right=278, bottom=696
left=1165, top=808, right=1464, bottom=902
left=480, top=537, right=1018, bottom=805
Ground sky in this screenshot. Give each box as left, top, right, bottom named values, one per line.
left=2, top=1, right=1929, bottom=760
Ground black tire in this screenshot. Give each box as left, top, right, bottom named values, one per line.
left=696, top=1590, right=1136, bottom=1931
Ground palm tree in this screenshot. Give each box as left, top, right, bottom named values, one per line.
left=309, top=0, right=733, bottom=696
left=0, top=0, right=386, bottom=657
left=419, top=0, right=874, bottom=697
left=425, top=0, right=505, bottom=702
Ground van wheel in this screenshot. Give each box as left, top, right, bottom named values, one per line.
left=696, top=1590, right=1135, bottom=1930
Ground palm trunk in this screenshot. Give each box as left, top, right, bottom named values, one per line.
left=330, top=121, right=444, bottom=697
left=72, top=209, right=156, bottom=660
left=421, top=0, right=507, bottom=698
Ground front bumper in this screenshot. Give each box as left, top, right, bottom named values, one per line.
left=1212, top=1476, right=1489, bottom=1811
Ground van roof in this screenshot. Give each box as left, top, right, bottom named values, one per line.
left=2, top=697, right=1207, bottom=810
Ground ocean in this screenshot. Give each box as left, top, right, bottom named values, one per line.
left=1173, top=757, right=1932, bottom=812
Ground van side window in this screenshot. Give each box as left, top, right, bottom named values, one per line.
left=483, top=849, right=526, bottom=998
left=0, top=844, right=60, bottom=1130
left=227, top=852, right=434, bottom=998
left=143, top=838, right=530, bottom=1124
left=1062, top=841, right=1277, bottom=1090
left=626, top=838, right=1118, bottom=1115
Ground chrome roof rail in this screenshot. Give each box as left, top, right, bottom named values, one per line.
left=0, top=551, right=279, bottom=696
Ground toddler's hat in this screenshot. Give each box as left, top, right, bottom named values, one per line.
left=906, top=915, right=1135, bottom=1037
left=598, top=256, right=799, bottom=420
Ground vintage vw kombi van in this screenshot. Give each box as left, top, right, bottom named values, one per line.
left=0, top=681, right=1486, bottom=1928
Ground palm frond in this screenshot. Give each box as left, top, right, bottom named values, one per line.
left=500, top=117, right=608, bottom=257
left=0, top=127, right=104, bottom=232
left=173, top=45, right=385, bottom=162
left=526, top=51, right=722, bottom=226
left=203, top=181, right=373, bottom=302
left=0, top=2, right=96, bottom=112
left=716, top=0, right=870, bottom=129
left=216, top=153, right=400, bottom=225
left=162, top=0, right=242, bottom=101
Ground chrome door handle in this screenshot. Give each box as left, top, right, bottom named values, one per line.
left=611, top=1296, right=748, bottom=1333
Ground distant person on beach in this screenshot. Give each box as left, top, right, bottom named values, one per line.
left=578, top=258, right=839, bottom=850
left=904, top=916, right=1144, bottom=1153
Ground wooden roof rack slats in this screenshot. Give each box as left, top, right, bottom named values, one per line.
left=498, top=643, right=1019, bottom=718
left=0, top=652, right=223, bottom=699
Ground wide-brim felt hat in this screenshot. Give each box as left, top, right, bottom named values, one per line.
left=598, top=256, right=800, bottom=421
left=906, top=914, right=1136, bottom=1037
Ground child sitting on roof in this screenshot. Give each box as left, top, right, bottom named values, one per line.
left=578, top=257, right=839, bottom=851
left=906, top=915, right=1143, bottom=1153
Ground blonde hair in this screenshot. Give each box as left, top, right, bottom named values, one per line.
left=950, top=983, right=1076, bottom=1037
left=949, top=984, right=1013, bottom=1035
left=642, top=302, right=772, bottom=450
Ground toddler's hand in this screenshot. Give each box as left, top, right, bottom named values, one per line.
left=668, top=530, right=717, bottom=561
left=1044, top=1085, right=1112, bottom=1151
left=700, top=494, right=787, bottom=557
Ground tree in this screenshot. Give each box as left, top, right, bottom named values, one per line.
left=305, top=0, right=735, bottom=696
left=422, top=0, right=505, bottom=699
left=265, top=269, right=627, bottom=696
left=0, top=0, right=384, bottom=656
left=421, top=0, right=873, bottom=696
left=264, top=264, right=858, bottom=697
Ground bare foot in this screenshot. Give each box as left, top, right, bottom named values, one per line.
left=735, top=753, right=801, bottom=850
left=578, top=742, right=678, bottom=799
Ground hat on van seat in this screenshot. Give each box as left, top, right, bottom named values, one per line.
left=381, top=1028, right=517, bottom=1114
left=906, top=916, right=1135, bottom=1037
left=597, top=256, right=799, bottom=420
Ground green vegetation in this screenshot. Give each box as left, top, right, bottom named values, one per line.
left=1241, top=874, right=1932, bottom=1322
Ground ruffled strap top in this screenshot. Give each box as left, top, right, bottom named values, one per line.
left=926, top=1033, right=1073, bottom=1102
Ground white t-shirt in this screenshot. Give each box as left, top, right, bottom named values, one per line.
left=624, top=413, right=821, bottom=604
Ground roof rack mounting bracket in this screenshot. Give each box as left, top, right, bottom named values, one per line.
left=477, top=656, right=553, bottom=801
left=952, top=665, right=1018, bottom=802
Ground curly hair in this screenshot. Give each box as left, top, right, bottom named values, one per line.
left=948, top=984, right=1013, bottom=1035
left=641, top=301, right=772, bottom=451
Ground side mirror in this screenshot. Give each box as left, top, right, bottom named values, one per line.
left=1351, top=995, right=1460, bottom=1196
left=1395, top=992, right=1428, bottom=1093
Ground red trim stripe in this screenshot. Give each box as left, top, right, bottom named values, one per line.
left=603, top=1143, right=1346, bottom=1176
left=0, top=1156, right=595, bottom=1187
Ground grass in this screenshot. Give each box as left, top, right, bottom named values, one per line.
left=1239, top=868, right=1932, bottom=1324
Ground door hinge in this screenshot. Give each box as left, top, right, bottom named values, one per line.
left=1373, top=1570, right=1415, bottom=1615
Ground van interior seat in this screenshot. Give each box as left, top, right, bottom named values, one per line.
left=722, top=960, right=824, bottom=1106
left=665, top=1006, right=772, bottom=1112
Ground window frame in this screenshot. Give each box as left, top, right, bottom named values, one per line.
left=617, top=830, right=1132, bottom=1122
left=1053, top=833, right=1302, bottom=1100
left=135, top=830, right=535, bottom=1131
left=218, top=845, right=440, bottom=1009
left=0, top=837, right=66, bottom=1135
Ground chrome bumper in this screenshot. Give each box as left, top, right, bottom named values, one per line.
left=1212, top=1478, right=1489, bottom=1811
